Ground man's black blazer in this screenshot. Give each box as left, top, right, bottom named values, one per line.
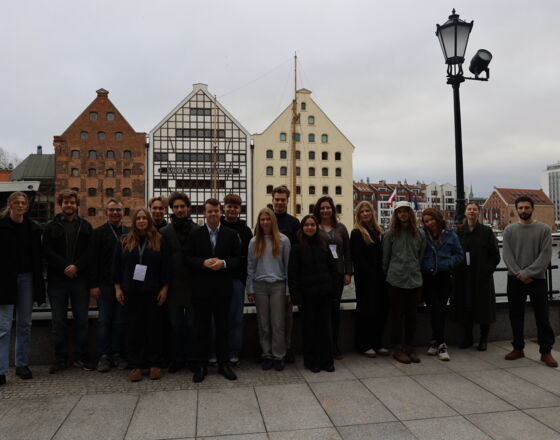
left=186, top=224, right=242, bottom=299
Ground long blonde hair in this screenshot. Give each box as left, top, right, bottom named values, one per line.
left=1, top=191, right=28, bottom=217
left=122, top=208, right=161, bottom=252
left=354, top=201, right=383, bottom=244
left=254, top=207, right=281, bottom=258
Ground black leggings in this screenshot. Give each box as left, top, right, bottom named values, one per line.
left=423, top=272, right=452, bottom=345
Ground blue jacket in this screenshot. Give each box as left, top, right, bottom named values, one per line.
left=421, top=227, right=464, bottom=274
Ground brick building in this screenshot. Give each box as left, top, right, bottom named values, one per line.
left=482, top=187, right=555, bottom=230
left=53, top=89, right=146, bottom=227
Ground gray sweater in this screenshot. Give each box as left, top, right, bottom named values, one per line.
left=246, top=234, right=291, bottom=295
left=503, top=221, right=552, bottom=280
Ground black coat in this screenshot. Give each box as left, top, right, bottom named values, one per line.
left=0, top=216, right=46, bottom=305
left=350, top=228, right=385, bottom=309
left=43, top=214, right=92, bottom=282
left=186, top=225, right=242, bottom=299
left=89, top=222, right=129, bottom=288
left=160, top=218, right=198, bottom=306
left=288, top=240, right=337, bottom=306
left=220, top=216, right=253, bottom=283
left=276, top=212, right=300, bottom=244
left=451, top=222, right=500, bottom=324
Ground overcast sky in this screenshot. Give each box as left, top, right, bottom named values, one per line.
left=1, top=0, right=558, bottom=197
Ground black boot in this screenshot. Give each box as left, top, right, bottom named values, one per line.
left=477, top=324, right=489, bottom=351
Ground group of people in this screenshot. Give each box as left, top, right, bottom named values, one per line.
left=0, top=185, right=557, bottom=386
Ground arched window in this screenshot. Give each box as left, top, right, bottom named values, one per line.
left=98, top=131, right=105, bottom=141
left=123, top=150, right=132, bottom=159
left=88, top=168, right=96, bottom=177
left=335, top=167, right=342, bottom=177
left=296, top=204, right=301, bottom=214
left=336, top=204, right=342, bottom=214
left=308, top=133, right=315, bottom=142
left=122, top=188, right=131, bottom=197
left=115, top=132, right=123, bottom=141
left=106, top=150, right=115, bottom=159
left=123, top=169, right=131, bottom=177
left=71, top=150, right=80, bottom=158
left=296, top=186, right=301, bottom=195
left=309, top=167, right=315, bottom=177
left=124, top=208, right=130, bottom=216
left=266, top=166, right=273, bottom=176
left=280, top=166, right=287, bottom=176
left=88, top=150, right=97, bottom=159
left=89, top=112, right=97, bottom=121
left=308, top=151, right=315, bottom=160
left=301, top=102, right=306, bottom=111
left=279, top=132, right=287, bottom=142
left=80, top=131, right=88, bottom=140
left=336, top=186, right=342, bottom=195
left=106, top=188, right=114, bottom=197
left=296, top=167, right=300, bottom=176
left=321, top=134, right=328, bottom=143
left=309, top=185, right=316, bottom=195
left=88, top=207, right=96, bottom=216
left=280, top=150, right=287, bottom=159
left=106, top=169, right=115, bottom=177
left=308, top=115, right=315, bottom=125
left=71, top=168, right=79, bottom=177
left=322, top=186, right=329, bottom=195
left=88, top=188, right=97, bottom=197
left=335, top=152, right=341, bottom=161
left=309, top=204, right=315, bottom=214
left=106, top=112, right=115, bottom=121
left=295, top=150, right=301, bottom=160
left=322, top=167, right=329, bottom=177
left=322, top=152, right=328, bottom=160
left=266, top=150, right=273, bottom=159
left=266, top=185, right=273, bottom=194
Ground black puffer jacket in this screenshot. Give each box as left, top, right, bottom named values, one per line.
left=288, top=238, right=337, bottom=306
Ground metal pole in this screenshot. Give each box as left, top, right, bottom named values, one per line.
left=450, top=77, right=465, bottom=224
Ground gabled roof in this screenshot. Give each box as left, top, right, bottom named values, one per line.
left=494, top=187, right=552, bottom=205
left=353, top=181, right=374, bottom=192
left=10, top=154, right=55, bottom=180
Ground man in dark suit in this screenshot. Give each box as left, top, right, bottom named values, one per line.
left=187, top=198, right=242, bottom=382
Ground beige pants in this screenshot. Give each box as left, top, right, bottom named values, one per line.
left=254, top=281, right=287, bottom=360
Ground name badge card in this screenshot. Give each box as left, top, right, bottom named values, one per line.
left=133, top=264, right=147, bottom=282
left=329, top=244, right=338, bottom=259
left=466, top=252, right=471, bottom=266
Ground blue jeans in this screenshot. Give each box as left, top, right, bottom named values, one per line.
left=228, top=279, right=245, bottom=358
left=0, top=273, right=34, bottom=374
left=48, top=277, right=89, bottom=362
left=97, top=285, right=125, bottom=357
left=168, top=305, right=194, bottom=363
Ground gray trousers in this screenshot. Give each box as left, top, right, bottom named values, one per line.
left=254, top=281, right=287, bottom=360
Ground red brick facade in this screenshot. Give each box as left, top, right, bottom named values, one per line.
left=53, top=89, right=146, bottom=227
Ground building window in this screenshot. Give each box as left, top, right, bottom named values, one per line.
left=71, top=187, right=79, bottom=192
left=293, top=133, right=301, bottom=142
left=124, top=208, right=130, bottom=216
left=322, top=167, right=329, bottom=177
left=106, top=150, right=115, bottom=159
left=309, top=185, right=316, bottom=195
left=266, top=149, right=273, bottom=159
left=280, top=150, right=287, bottom=159
left=321, top=134, right=328, bottom=143
left=295, top=150, right=301, bottom=160
left=308, top=116, right=315, bottom=125
left=107, top=112, right=115, bottom=121
left=322, top=152, right=328, bottom=160
left=123, top=150, right=132, bottom=159
left=309, top=151, right=315, bottom=160
left=154, top=152, right=168, bottom=161
left=336, top=204, right=342, bottom=214
left=280, top=166, right=287, bottom=176
left=336, top=186, right=342, bottom=195
left=308, top=133, right=315, bottom=143
left=154, top=179, right=168, bottom=189
left=309, top=204, right=315, bottom=214
left=122, top=188, right=131, bottom=197
left=71, top=150, right=80, bottom=158
left=266, top=185, right=273, bottom=194
left=88, top=207, right=96, bottom=216
left=88, top=150, right=97, bottom=159
left=301, top=102, right=306, bottom=111
left=266, top=166, right=273, bottom=176
left=296, top=204, right=301, bottom=214
left=106, top=188, right=114, bottom=197
left=80, top=131, right=88, bottom=141
left=335, top=167, right=342, bottom=177
left=280, top=132, right=287, bottom=142
left=309, top=167, right=315, bottom=177
left=296, top=185, right=301, bottom=195
left=106, top=169, right=114, bottom=177
left=71, top=168, right=79, bottom=177
left=176, top=128, right=225, bottom=138
left=296, top=167, right=300, bottom=176
left=335, top=152, right=341, bottom=161
left=98, top=131, right=105, bottom=141
left=115, top=132, right=123, bottom=141
left=88, top=188, right=97, bottom=197
left=88, top=168, right=96, bottom=177
left=322, top=186, right=329, bottom=195
left=123, top=169, right=131, bottom=177
left=89, top=112, right=97, bottom=121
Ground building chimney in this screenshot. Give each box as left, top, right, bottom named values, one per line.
left=37, top=145, right=42, bottom=155
left=96, top=88, right=109, bottom=97
left=366, top=177, right=370, bottom=184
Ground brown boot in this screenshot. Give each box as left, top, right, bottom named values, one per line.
left=149, top=367, right=162, bottom=380
left=393, top=348, right=411, bottom=364
left=504, top=349, right=525, bottom=360
left=406, top=347, right=421, bottom=363
left=541, top=353, right=559, bottom=368
left=129, top=368, right=142, bottom=382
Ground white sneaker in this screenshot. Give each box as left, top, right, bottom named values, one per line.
left=427, top=341, right=438, bottom=356
left=363, top=349, right=376, bottom=358
left=438, top=343, right=450, bottom=361
left=376, top=348, right=390, bottom=356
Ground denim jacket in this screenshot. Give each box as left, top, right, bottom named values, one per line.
left=421, top=227, right=464, bottom=274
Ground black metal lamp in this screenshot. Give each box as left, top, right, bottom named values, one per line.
left=436, top=9, right=473, bottom=74
left=470, top=49, right=493, bottom=78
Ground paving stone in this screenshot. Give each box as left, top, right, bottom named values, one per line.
left=196, top=434, right=266, bottom=440
left=467, top=410, right=560, bottom=440
left=523, top=407, right=560, bottom=434
left=310, top=380, right=395, bottom=426
left=125, top=390, right=197, bottom=440
left=339, top=354, right=404, bottom=379
left=391, top=352, right=453, bottom=375
left=471, top=343, right=537, bottom=368
left=297, top=360, right=356, bottom=383
left=255, top=383, right=332, bottom=432
left=362, top=376, right=456, bottom=420
left=0, top=395, right=79, bottom=440
left=464, top=369, right=560, bottom=409
left=413, top=373, right=514, bottom=415
left=404, top=415, right=491, bottom=440
left=338, top=421, right=416, bottom=439
left=197, top=386, right=265, bottom=437
left=443, top=351, right=498, bottom=373
left=507, top=366, right=560, bottom=396
left=53, top=393, right=137, bottom=440
left=268, top=427, right=342, bottom=439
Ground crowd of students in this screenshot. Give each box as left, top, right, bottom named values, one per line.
left=0, top=186, right=557, bottom=386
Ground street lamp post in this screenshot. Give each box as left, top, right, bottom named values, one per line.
left=436, top=9, right=492, bottom=224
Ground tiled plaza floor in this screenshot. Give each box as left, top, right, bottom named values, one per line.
left=2, top=341, right=560, bottom=439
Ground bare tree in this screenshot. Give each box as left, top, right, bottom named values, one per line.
left=0, top=147, right=21, bottom=170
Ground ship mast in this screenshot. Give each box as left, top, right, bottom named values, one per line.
left=290, top=53, right=299, bottom=215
